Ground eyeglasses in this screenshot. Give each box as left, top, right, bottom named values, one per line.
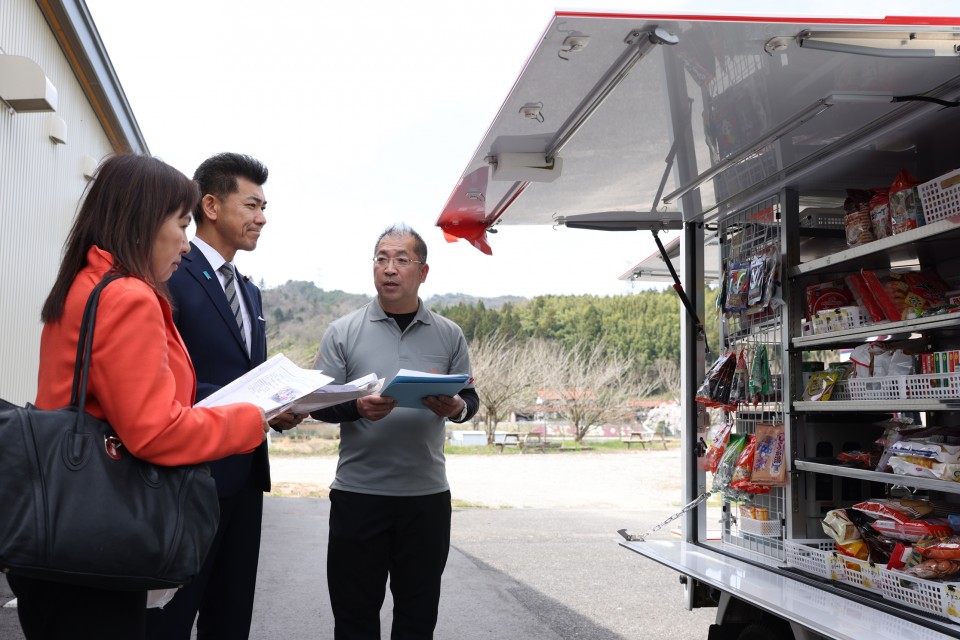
left=373, top=256, right=423, bottom=269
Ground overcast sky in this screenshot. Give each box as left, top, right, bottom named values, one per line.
left=83, top=0, right=957, bottom=299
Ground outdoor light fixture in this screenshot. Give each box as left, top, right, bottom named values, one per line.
left=47, top=114, right=67, bottom=144
left=0, top=55, right=58, bottom=112
left=798, top=30, right=960, bottom=58
left=663, top=93, right=894, bottom=205
left=559, top=34, right=590, bottom=60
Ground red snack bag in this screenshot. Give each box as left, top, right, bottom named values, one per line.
left=729, top=435, right=771, bottom=495
left=852, top=498, right=935, bottom=523
left=704, top=421, right=733, bottom=474
left=845, top=273, right=885, bottom=323
left=870, top=518, right=955, bottom=542
left=861, top=269, right=950, bottom=322
left=890, top=169, right=925, bottom=234
left=805, top=279, right=856, bottom=318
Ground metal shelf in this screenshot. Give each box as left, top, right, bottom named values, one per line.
left=793, top=400, right=960, bottom=412
left=792, top=313, right=960, bottom=348
left=794, top=459, right=960, bottom=495
left=790, top=219, right=960, bottom=278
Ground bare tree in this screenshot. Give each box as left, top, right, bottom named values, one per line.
left=653, top=356, right=681, bottom=402
left=541, top=340, right=636, bottom=444
left=468, top=333, right=539, bottom=444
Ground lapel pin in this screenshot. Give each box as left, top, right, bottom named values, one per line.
left=203, top=270, right=212, bottom=280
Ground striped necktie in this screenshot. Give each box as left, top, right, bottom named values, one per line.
left=219, top=264, right=246, bottom=347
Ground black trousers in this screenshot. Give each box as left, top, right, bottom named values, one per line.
left=8, top=575, right=147, bottom=639
left=145, top=475, right=264, bottom=640
left=328, top=489, right=452, bottom=640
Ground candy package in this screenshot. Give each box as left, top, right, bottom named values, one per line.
left=725, top=263, right=751, bottom=312
left=868, top=189, right=892, bottom=240
left=751, top=423, right=786, bottom=486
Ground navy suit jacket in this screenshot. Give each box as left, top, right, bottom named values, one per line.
left=167, top=242, right=270, bottom=496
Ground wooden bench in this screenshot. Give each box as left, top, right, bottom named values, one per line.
left=623, top=431, right=654, bottom=449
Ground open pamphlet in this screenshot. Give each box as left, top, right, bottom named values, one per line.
left=380, top=369, right=471, bottom=409
left=195, top=353, right=381, bottom=419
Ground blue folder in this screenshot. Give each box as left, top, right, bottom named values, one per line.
left=381, top=369, right=471, bottom=409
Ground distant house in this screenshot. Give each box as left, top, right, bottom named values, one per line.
left=1, top=0, right=147, bottom=403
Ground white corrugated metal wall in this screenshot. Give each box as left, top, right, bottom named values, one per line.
left=1, top=0, right=114, bottom=404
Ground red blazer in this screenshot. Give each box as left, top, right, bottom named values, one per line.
left=36, top=246, right=263, bottom=466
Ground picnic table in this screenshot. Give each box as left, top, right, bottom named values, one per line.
left=623, top=431, right=656, bottom=449
left=495, top=432, right=546, bottom=453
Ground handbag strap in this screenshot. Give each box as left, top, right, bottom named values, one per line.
left=69, top=273, right=127, bottom=411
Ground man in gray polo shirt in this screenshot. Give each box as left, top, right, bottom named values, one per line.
left=311, top=223, right=479, bottom=639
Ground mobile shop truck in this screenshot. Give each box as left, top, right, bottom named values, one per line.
left=435, top=10, right=960, bottom=640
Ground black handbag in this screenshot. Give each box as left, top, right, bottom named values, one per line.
left=0, top=274, right=220, bottom=590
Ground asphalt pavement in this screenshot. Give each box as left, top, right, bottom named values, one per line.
left=1, top=496, right=714, bottom=639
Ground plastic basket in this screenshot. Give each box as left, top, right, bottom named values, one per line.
left=918, top=167, right=960, bottom=224
left=881, top=568, right=960, bottom=622
left=835, top=376, right=904, bottom=402
left=784, top=539, right=840, bottom=580
left=837, top=555, right=884, bottom=594
left=812, top=306, right=866, bottom=334
left=739, top=515, right=782, bottom=538
left=830, top=373, right=960, bottom=402
left=903, top=372, right=960, bottom=400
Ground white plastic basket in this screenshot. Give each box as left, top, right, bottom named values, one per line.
left=784, top=539, right=840, bottom=580
left=918, top=167, right=960, bottom=224
left=881, top=568, right=960, bottom=622
left=739, top=515, right=782, bottom=538
left=838, top=555, right=884, bottom=594
left=834, top=376, right=904, bottom=401
left=830, top=373, right=960, bottom=402
left=904, top=372, right=960, bottom=400
left=811, top=306, right=866, bottom=335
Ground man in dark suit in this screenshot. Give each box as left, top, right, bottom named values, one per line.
left=146, top=153, right=302, bottom=639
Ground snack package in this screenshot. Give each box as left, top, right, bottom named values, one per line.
left=889, top=439, right=960, bottom=463
left=890, top=168, right=925, bottom=234
left=748, top=345, right=771, bottom=405
left=845, top=273, right=885, bottom=324
left=802, top=369, right=839, bottom=401
left=861, top=268, right=950, bottom=322
left=914, top=536, right=960, bottom=560
left=695, top=352, right=737, bottom=410
left=852, top=498, right=935, bottom=523
left=728, top=349, right=748, bottom=406
left=868, top=189, right=892, bottom=240
left=805, top=279, right=857, bottom=318
left=838, top=450, right=878, bottom=469
left=725, top=263, right=751, bottom=312
left=728, top=435, right=772, bottom=496
left=844, top=208, right=875, bottom=247
left=704, top=421, right=733, bottom=474
left=739, top=504, right=769, bottom=520
left=869, top=518, right=955, bottom=542
left=844, top=189, right=874, bottom=247
left=712, top=433, right=747, bottom=493
left=746, top=247, right=781, bottom=315
left=902, top=558, right=960, bottom=580
left=823, top=509, right=869, bottom=560
left=751, top=423, right=786, bottom=486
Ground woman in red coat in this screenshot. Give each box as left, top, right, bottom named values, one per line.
left=8, top=154, right=268, bottom=640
